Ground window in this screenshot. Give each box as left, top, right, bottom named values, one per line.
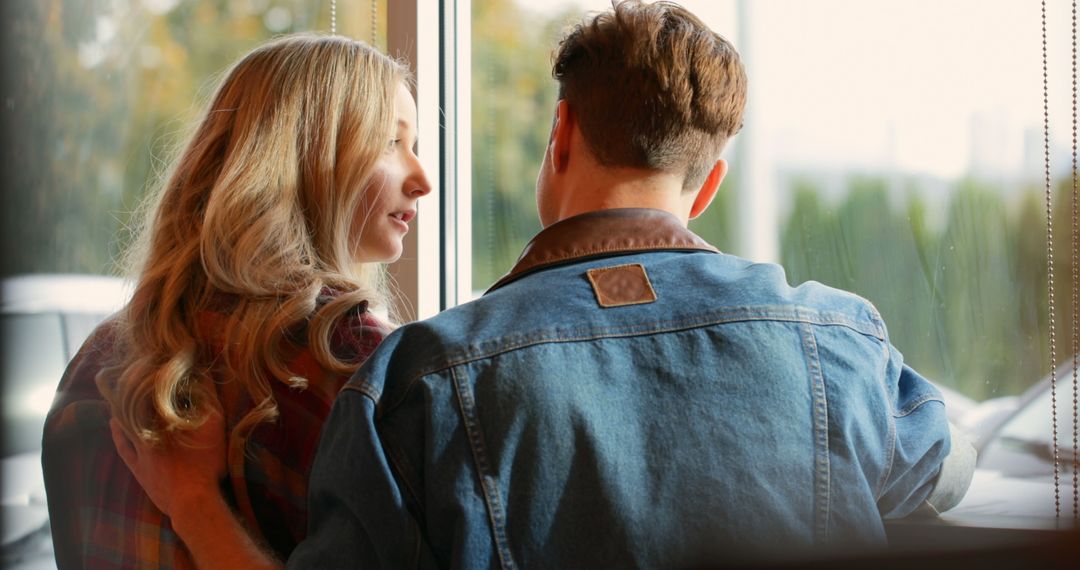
left=467, top=0, right=1079, bottom=529
left=2, top=3, right=1069, bottom=405
left=2, top=0, right=1077, bottom=561
left=0, top=0, right=386, bottom=276
left=468, top=0, right=1072, bottom=409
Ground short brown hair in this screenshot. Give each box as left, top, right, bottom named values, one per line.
left=553, top=0, right=747, bottom=188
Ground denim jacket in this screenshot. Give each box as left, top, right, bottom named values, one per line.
left=290, top=208, right=974, bottom=569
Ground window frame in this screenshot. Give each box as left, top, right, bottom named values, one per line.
left=386, top=0, right=472, bottom=322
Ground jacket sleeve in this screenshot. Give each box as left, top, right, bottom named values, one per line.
left=287, top=387, right=435, bottom=569
left=876, top=344, right=976, bottom=518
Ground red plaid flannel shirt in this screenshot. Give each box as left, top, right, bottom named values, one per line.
left=43, top=295, right=387, bottom=569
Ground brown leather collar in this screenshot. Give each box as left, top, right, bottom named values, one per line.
left=486, top=208, right=719, bottom=293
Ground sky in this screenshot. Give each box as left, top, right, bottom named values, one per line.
left=524, top=0, right=1076, bottom=182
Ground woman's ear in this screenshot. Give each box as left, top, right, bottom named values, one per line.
left=689, top=159, right=727, bottom=219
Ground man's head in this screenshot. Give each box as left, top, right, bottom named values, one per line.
left=537, top=0, right=747, bottom=226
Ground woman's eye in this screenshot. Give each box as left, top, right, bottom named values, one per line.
left=387, top=138, right=401, bottom=150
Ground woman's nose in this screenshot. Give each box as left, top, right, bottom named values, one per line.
left=407, top=157, right=433, bottom=198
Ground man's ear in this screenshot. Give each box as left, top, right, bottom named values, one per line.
left=550, top=100, right=574, bottom=173
left=689, top=159, right=728, bottom=220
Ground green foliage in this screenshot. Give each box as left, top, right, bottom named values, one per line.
left=0, top=0, right=377, bottom=277
left=470, top=0, right=562, bottom=288
left=781, top=174, right=1066, bottom=400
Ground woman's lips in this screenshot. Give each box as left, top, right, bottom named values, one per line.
left=389, top=209, right=416, bottom=231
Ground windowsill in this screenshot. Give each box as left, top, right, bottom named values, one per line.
left=886, top=514, right=1069, bottom=553
left=885, top=469, right=1077, bottom=552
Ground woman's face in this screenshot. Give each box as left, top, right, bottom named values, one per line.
left=351, top=83, right=432, bottom=263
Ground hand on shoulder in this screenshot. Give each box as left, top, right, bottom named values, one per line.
left=109, top=407, right=228, bottom=519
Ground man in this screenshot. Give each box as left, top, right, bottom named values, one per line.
left=116, top=1, right=974, bottom=567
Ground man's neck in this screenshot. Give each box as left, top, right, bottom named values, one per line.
left=552, top=168, right=691, bottom=225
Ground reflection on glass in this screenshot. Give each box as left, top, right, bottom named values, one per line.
left=1, top=314, right=66, bottom=457
left=981, top=376, right=1080, bottom=478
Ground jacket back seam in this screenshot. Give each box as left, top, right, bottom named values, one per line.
left=874, top=343, right=897, bottom=501
left=451, top=367, right=517, bottom=570
left=799, top=320, right=831, bottom=541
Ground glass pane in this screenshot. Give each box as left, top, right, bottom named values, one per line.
left=1, top=0, right=386, bottom=277
left=61, top=313, right=111, bottom=359
left=471, top=1, right=558, bottom=289
left=980, top=377, right=1080, bottom=479
left=469, top=0, right=1069, bottom=409
left=470, top=0, right=739, bottom=293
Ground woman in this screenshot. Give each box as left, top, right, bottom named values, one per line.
left=42, top=33, right=430, bottom=568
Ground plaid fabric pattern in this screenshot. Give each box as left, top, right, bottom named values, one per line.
left=43, top=295, right=387, bottom=569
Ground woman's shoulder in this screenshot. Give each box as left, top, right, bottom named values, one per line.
left=48, top=314, right=124, bottom=412
left=316, top=288, right=392, bottom=363
left=247, top=291, right=389, bottom=408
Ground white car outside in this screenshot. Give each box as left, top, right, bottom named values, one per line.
left=1, top=274, right=130, bottom=569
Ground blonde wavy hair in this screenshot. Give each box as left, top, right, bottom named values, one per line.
left=100, top=34, right=408, bottom=445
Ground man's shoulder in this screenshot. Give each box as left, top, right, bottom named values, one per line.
left=742, top=261, right=886, bottom=337
left=637, top=251, right=887, bottom=339
left=343, top=299, right=502, bottom=400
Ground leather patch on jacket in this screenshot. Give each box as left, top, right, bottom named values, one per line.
left=586, top=263, right=657, bottom=308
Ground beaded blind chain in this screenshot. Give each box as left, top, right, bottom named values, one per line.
left=1072, top=0, right=1079, bottom=520
left=1042, top=0, right=1059, bottom=521
left=1046, top=0, right=1080, bottom=522
left=328, top=0, right=375, bottom=42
